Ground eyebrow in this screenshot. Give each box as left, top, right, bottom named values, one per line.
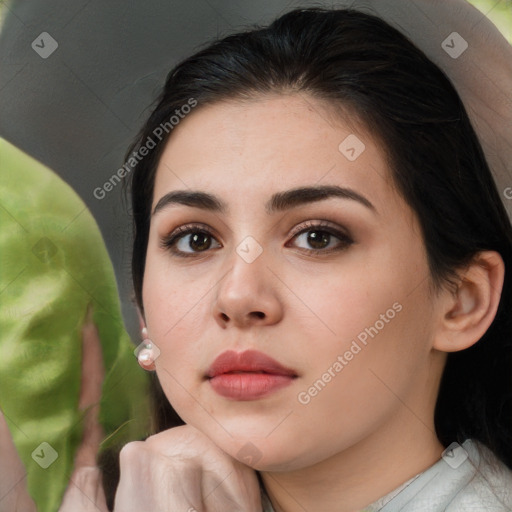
left=151, top=184, right=377, bottom=217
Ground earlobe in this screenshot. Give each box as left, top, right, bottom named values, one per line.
left=433, top=251, right=504, bottom=353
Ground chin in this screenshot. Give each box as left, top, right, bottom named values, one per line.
left=174, top=399, right=318, bottom=467
left=204, top=426, right=313, bottom=472
left=242, top=449, right=316, bottom=473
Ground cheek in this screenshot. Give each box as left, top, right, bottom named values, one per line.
left=294, top=264, right=402, bottom=351
left=143, top=252, right=200, bottom=333
left=296, top=249, right=432, bottom=384
left=142, top=260, right=204, bottom=371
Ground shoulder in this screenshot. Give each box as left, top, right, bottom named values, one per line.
left=376, top=439, right=512, bottom=511
left=446, top=439, right=512, bottom=511
left=258, top=439, right=512, bottom=512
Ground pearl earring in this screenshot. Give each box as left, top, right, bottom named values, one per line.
left=137, top=327, right=156, bottom=371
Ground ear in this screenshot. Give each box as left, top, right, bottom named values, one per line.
left=433, top=251, right=505, bottom=353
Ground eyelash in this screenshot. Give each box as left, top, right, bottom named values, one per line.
left=159, top=220, right=354, bottom=258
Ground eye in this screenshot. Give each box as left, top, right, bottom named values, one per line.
left=160, top=220, right=353, bottom=258
left=160, top=223, right=221, bottom=258
left=287, top=220, right=353, bottom=254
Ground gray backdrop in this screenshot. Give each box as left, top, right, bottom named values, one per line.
left=0, top=0, right=305, bottom=338
left=1, top=0, right=510, bottom=339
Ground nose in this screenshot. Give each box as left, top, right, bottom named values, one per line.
left=212, top=246, right=284, bottom=329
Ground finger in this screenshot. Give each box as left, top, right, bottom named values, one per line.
left=58, top=467, right=109, bottom=512
left=57, top=306, right=109, bottom=512
left=114, top=443, right=203, bottom=512
left=74, top=304, right=105, bottom=468
left=114, top=436, right=263, bottom=512
left=78, top=304, right=104, bottom=412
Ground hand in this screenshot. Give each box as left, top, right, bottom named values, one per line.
left=114, top=424, right=263, bottom=512
left=58, top=305, right=108, bottom=512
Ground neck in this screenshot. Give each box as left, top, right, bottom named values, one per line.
left=260, top=407, right=445, bottom=512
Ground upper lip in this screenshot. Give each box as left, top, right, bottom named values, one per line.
left=206, top=350, right=297, bottom=378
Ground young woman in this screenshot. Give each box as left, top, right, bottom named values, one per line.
left=115, top=3, right=512, bottom=511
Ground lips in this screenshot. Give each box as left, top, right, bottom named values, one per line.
left=207, top=350, right=297, bottom=378
left=206, top=350, right=297, bottom=400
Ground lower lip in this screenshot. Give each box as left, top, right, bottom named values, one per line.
left=208, top=373, right=295, bottom=400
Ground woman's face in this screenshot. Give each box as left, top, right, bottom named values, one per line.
left=143, top=94, right=446, bottom=471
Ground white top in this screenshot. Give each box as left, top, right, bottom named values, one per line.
left=260, top=439, right=512, bottom=511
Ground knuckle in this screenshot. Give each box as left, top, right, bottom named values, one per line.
left=119, top=441, right=146, bottom=464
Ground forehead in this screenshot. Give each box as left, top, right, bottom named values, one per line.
left=152, top=93, right=398, bottom=216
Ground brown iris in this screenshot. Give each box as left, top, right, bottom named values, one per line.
left=306, top=230, right=330, bottom=250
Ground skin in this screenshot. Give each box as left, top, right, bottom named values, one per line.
left=142, top=93, right=504, bottom=512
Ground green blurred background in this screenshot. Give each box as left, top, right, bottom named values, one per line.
left=470, top=0, right=512, bottom=41
left=0, top=0, right=510, bottom=344
left=0, top=0, right=509, bottom=509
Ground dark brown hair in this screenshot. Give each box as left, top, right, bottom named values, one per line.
left=125, top=7, right=512, bottom=469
